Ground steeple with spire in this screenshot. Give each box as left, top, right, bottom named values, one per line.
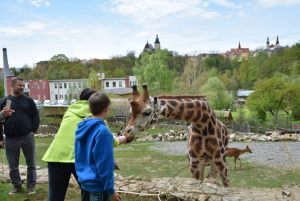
left=276, top=35, right=279, bottom=45
left=266, top=37, right=270, bottom=49
left=154, top=34, right=160, bottom=50
left=142, top=35, right=161, bottom=54
left=238, top=41, right=241, bottom=49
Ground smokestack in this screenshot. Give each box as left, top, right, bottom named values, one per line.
left=3, top=48, right=10, bottom=96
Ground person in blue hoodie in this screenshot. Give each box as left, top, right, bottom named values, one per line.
left=75, top=92, right=121, bottom=201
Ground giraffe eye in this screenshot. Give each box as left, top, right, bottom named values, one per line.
left=143, top=110, right=151, bottom=116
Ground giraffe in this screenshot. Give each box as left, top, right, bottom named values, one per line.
left=125, top=84, right=230, bottom=187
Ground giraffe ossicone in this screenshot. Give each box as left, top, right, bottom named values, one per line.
left=125, top=84, right=230, bottom=187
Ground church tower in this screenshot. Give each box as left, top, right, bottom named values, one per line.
left=266, top=37, right=270, bottom=49
left=154, top=34, right=160, bottom=50
left=276, top=35, right=279, bottom=46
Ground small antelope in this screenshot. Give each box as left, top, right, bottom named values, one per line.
left=226, top=146, right=252, bottom=170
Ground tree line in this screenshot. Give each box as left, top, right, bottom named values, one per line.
left=2, top=43, right=300, bottom=127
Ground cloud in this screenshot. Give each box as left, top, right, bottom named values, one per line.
left=210, top=0, right=243, bottom=9
left=0, top=21, right=81, bottom=39
left=255, top=0, right=300, bottom=8
left=22, top=0, right=51, bottom=8
left=0, top=21, right=47, bottom=37
left=104, top=0, right=220, bottom=25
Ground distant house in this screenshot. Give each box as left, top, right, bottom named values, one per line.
left=28, top=80, right=50, bottom=101
left=236, top=89, right=254, bottom=105
left=225, top=42, right=250, bottom=61
left=101, top=75, right=138, bottom=95
left=49, top=79, right=88, bottom=102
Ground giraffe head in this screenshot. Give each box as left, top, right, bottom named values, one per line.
left=125, top=84, right=158, bottom=134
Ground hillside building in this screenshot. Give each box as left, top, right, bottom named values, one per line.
left=225, top=42, right=250, bottom=61
left=142, top=34, right=161, bottom=53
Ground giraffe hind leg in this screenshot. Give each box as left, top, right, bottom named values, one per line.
left=214, top=160, right=230, bottom=187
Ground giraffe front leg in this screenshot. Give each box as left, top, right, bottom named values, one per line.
left=213, top=160, right=230, bottom=187
left=187, top=150, right=205, bottom=181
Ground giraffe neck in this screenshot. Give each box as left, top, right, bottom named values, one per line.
left=156, top=97, right=214, bottom=128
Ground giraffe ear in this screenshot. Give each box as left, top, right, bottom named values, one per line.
left=142, top=83, right=149, bottom=100
left=131, top=85, right=140, bottom=99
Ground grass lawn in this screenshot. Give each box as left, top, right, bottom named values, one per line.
left=1, top=136, right=300, bottom=200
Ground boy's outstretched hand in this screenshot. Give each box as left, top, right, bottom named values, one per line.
left=111, top=192, right=122, bottom=201
left=116, top=127, right=135, bottom=144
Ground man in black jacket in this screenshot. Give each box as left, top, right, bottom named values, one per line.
left=0, top=77, right=40, bottom=195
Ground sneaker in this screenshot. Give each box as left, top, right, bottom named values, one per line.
left=9, top=185, right=22, bottom=195
left=27, top=185, right=36, bottom=195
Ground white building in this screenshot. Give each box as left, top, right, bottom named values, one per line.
left=101, top=75, right=138, bottom=95
left=49, top=79, right=88, bottom=102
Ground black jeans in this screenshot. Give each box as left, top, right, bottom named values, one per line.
left=47, top=162, right=89, bottom=201
left=5, top=133, right=36, bottom=187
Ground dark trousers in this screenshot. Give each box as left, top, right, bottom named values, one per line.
left=47, top=162, right=89, bottom=201
left=5, top=133, right=36, bottom=187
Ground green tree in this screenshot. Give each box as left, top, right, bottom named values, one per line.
left=50, top=54, right=69, bottom=63
left=133, top=50, right=177, bottom=94
left=246, top=75, right=300, bottom=128
left=201, top=77, right=233, bottom=110
left=173, top=56, right=207, bottom=93
left=87, top=70, right=101, bottom=91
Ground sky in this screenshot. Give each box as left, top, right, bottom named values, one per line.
left=0, top=0, right=300, bottom=67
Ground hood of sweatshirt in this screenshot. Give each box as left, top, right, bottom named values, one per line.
left=67, top=100, right=91, bottom=118
left=76, top=118, right=106, bottom=141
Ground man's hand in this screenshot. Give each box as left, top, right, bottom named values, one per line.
left=2, top=107, right=14, bottom=117
left=0, top=141, right=5, bottom=149
left=111, top=192, right=121, bottom=201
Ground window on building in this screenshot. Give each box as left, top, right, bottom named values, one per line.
left=73, top=82, right=76, bottom=87
left=113, top=82, right=116, bottom=87
left=64, top=83, right=67, bottom=88
left=55, top=95, right=58, bottom=100
left=106, top=82, right=109, bottom=88
left=54, top=83, right=57, bottom=88
left=69, top=83, right=71, bottom=88
left=59, top=83, right=62, bottom=88
left=65, top=95, right=67, bottom=99
left=119, top=81, right=122, bottom=87
left=78, top=82, right=81, bottom=88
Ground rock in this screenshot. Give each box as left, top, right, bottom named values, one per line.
left=282, top=189, right=291, bottom=197
left=168, top=136, right=175, bottom=141
left=198, top=194, right=209, bottom=201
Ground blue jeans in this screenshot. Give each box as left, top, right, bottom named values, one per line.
left=90, top=192, right=110, bottom=201
left=5, top=132, right=36, bottom=187
left=47, top=162, right=89, bottom=201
